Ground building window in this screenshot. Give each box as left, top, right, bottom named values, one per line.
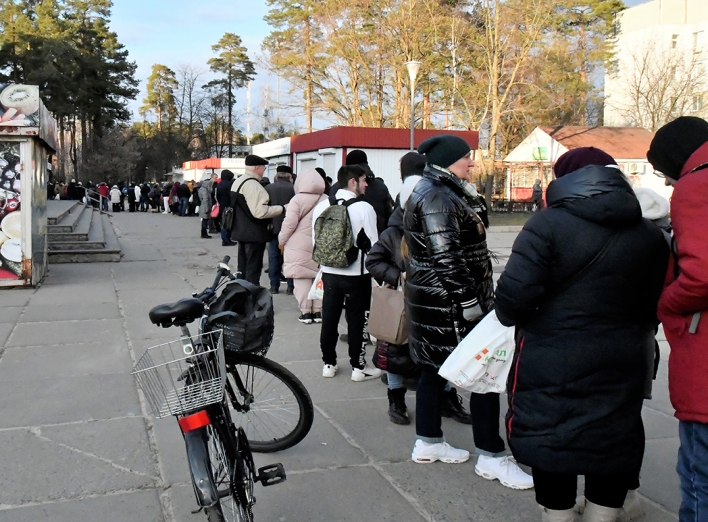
left=693, top=94, right=705, bottom=112
left=694, top=31, right=705, bottom=52
left=672, top=34, right=679, bottom=48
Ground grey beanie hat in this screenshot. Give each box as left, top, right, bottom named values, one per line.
left=418, top=135, right=471, bottom=168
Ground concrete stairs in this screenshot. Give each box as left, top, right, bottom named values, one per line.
left=47, top=201, right=121, bottom=263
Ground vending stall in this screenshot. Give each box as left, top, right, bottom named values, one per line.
left=0, top=84, right=57, bottom=286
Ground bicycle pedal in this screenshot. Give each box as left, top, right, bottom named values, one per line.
left=257, top=463, right=286, bottom=486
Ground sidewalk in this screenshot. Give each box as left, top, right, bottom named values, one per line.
left=0, top=213, right=679, bottom=521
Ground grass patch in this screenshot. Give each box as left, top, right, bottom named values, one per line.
left=488, top=212, right=532, bottom=227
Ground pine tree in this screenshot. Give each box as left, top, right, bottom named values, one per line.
left=205, top=33, right=255, bottom=157
left=141, top=64, right=178, bottom=131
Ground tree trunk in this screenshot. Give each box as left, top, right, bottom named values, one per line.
left=305, top=14, right=313, bottom=133
left=228, top=70, right=233, bottom=158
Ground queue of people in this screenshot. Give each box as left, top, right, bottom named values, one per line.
left=183, top=126, right=700, bottom=522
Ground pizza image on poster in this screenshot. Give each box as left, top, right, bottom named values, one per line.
left=0, top=141, right=21, bottom=279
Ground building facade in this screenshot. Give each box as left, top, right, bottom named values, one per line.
left=604, top=0, right=708, bottom=128
left=503, top=126, right=671, bottom=202
left=253, top=127, right=479, bottom=198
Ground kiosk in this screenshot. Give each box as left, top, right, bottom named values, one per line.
left=0, top=84, right=57, bottom=286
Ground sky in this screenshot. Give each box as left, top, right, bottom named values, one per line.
left=110, top=0, right=276, bottom=128
left=110, top=0, right=649, bottom=131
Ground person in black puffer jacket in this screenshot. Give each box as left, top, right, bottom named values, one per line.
left=367, top=154, right=473, bottom=427
left=495, top=147, right=669, bottom=522
left=404, top=135, right=533, bottom=490
left=216, top=170, right=235, bottom=246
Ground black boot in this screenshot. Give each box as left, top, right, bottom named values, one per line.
left=201, top=231, right=212, bottom=239
left=387, top=388, right=410, bottom=425
left=440, top=387, right=472, bottom=425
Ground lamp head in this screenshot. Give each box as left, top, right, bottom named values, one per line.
left=405, top=61, right=421, bottom=83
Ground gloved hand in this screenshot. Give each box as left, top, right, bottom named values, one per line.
left=462, top=302, right=484, bottom=323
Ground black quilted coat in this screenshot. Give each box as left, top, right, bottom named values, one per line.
left=366, top=207, right=405, bottom=287
left=496, top=165, right=669, bottom=475
left=403, top=166, right=494, bottom=369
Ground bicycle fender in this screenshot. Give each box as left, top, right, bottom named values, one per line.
left=183, top=428, right=219, bottom=507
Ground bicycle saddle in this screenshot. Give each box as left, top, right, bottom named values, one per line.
left=149, top=298, right=205, bottom=327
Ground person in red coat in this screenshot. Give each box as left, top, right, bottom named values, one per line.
left=648, top=116, right=708, bottom=522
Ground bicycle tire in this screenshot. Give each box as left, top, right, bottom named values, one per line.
left=204, top=423, right=251, bottom=522
left=224, top=354, right=314, bottom=453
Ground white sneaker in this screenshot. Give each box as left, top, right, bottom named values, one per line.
left=322, top=364, right=337, bottom=378
left=475, top=455, right=534, bottom=490
left=411, top=439, right=470, bottom=464
left=351, top=365, right=382, bottom=382
left=618, top=490, right=642, bottom=521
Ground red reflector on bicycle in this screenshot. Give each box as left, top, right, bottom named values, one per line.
left=178, top=411, right=210, bottom=432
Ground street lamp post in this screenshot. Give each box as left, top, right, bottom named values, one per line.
left=405, top=60, right=421, bottom=151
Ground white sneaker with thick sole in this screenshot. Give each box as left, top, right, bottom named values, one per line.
left=322, top=364, right=338, bottom=378
left=475, top=455, right=534, bottom=490
left=411, top=439, right=470, bottom=464
left=351, top=365, right=382, bottom=382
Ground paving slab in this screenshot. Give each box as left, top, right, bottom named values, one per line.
left=0, top=428, right=155, bottom=506
left=641, top=438, right=682, bottom=514
left=0, top=488, right=162, bottom=522
left=0, top=373, right=141, bottom=428
left=41, top=417, right=157, bottom=479
left=20, top=302, right=121, bottom=322
left=0, top=341, right=131, bottom=381
left=6, top=318, right=125, bottom=347
left=0, top=306, right=23, bottom=323
left=383, top=459, right=539, bottom=522
left=0, top=323, right=15, bottom=346
left=0, top=289, right=32, bottom=307
left=250, top=467, right=430, bottom=522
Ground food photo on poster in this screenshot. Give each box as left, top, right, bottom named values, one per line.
left=0, top=141, right=21, bottom=279
left=0, top=84, right=40, bottom=127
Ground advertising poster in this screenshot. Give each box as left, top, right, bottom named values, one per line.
left=0, top=141, right=22, bottom=279
left=0, top=84, right=40, bottom=127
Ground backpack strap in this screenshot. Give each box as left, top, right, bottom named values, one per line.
left=233, top=177, right=263, bottom=224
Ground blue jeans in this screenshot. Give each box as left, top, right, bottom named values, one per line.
left=267, top=239, right=292, bottom=290
left=679, top=421, right=708, bottom=521
left=387, top=372, right=405, bottom=390
left=179, top=197, right=189, bottom=216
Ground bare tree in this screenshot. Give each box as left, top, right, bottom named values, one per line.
left=614, top=41, right=707, bottom=131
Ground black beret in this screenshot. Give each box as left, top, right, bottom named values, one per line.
left=245, top=154, right=269, bottom=166
left=346, top=150, right=368, bottom=165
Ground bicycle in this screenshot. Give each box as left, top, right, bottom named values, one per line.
left=132, top=256, right=314, bottom=520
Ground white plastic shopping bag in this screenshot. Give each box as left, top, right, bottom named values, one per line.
left=308, top=270, right=324, bottom=301
left=438, top=311, right=515, bottom=393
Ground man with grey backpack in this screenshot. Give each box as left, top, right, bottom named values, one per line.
left=312, top=165, right=380, bottom=382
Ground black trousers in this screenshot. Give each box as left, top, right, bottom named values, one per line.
left=237, top=242, right=266, bottom=286
left=533, top=468, right=632, bottom=510
left=320, top=273, right=371, bottom=369
left=415, top=366, right=505, bottom=453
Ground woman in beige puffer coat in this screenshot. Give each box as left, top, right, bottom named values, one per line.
left=278, top=168, right=327, bottom=322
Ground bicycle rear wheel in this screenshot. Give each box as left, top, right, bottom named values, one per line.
left=204, top=423, right=251, bottom=522
left=225, top=354, right=314, bottom=453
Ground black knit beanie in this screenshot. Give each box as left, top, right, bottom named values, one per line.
left=418, top=135, right=471, bottom=168
left=648, top=116, right=708, bottom=180
left=346, top=150, right=368, bottom=165
left=400, top=151, right=426, bottom=180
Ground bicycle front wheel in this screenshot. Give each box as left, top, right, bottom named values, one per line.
left=204, top=423, right=252, bottom=522
left=225, top=354, right=314, bottom=453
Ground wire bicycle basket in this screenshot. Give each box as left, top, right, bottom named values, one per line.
left=132, top=330, right=225, bottom=418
